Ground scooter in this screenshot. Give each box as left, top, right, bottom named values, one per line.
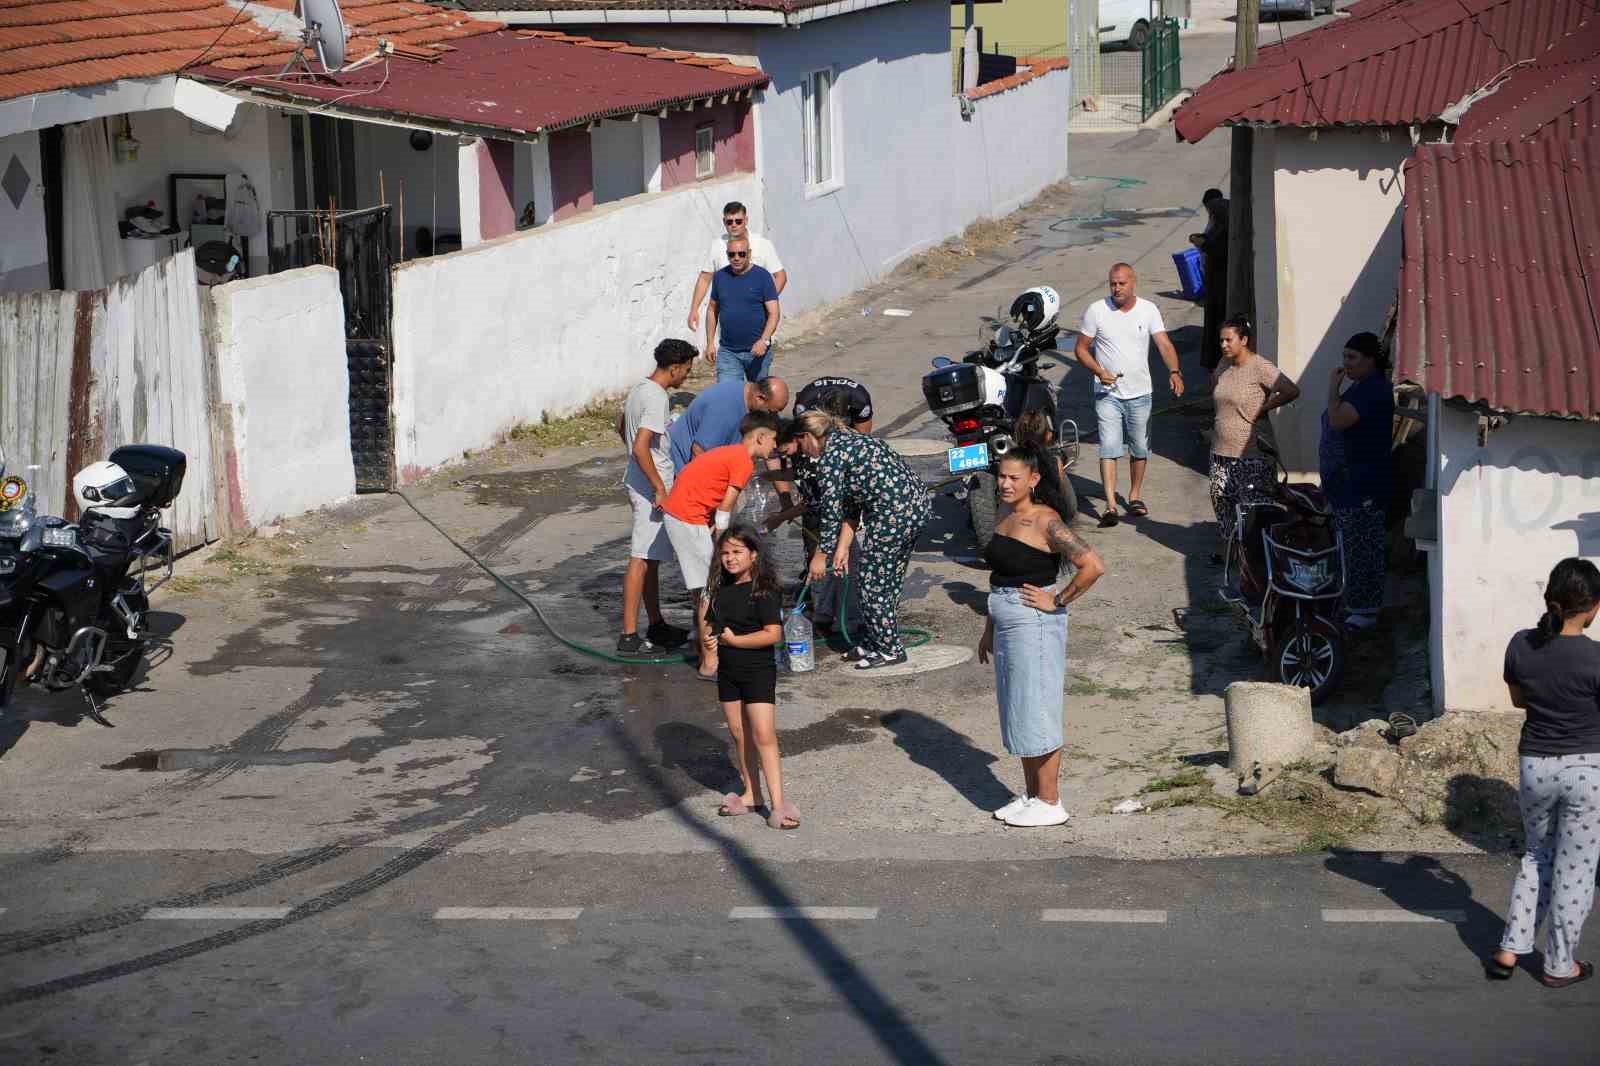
left=0, top=444, right=184, bottom=725
left=920, top=287, right=1079, bottom=548
left=1219, top=441, right=1347, bottom=704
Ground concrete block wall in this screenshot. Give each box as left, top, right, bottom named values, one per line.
left=210, top=266, right=355, bottom=526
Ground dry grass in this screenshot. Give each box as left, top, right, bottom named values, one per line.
left=1204, top=773, right=1381, bottom=852
left=507, top=397, right=626, bottom=452
left=1141, top=768, right=1209, bottom=794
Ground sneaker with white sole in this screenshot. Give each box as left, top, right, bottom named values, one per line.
left=992, top=795, right=1030, bottom=821
left=1004, top=797, right=1070, bottom=828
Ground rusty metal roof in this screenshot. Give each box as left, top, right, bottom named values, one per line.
left=1173, top=0, right=1600, bottom=143
left=194, top=28, right=767, bottom=135
left=433, top=0, right=846, bottom=13
left=1395, top=138, right=1600, bottom=418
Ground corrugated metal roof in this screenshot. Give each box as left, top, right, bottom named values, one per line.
left=1173, top=0, right=1600, bottom=143
left=435, top=0, right=845, bottom=13
left=1395, top=138, right=1600, bottom=418
left=194, top=28, right=768, bottom=135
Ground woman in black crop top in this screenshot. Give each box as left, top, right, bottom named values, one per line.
left=976, top=445, right=1105, bottom=829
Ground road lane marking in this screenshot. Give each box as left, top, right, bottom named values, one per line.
left=433, top=907, right=583, bottom=921
left=1321, top=909, right=1467, bottom=924
left=143, top=907, right=291, bottom=921
left=1041, top=909, right=1168, bottom=924
left=729, top=907, right=879, bottom=920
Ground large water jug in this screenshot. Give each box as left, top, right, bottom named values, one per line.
left=784, top=608, right=815, bottom=673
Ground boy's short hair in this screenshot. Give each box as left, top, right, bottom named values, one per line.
left=722, top=200, right=747, bottom=217
left=775, top=417, right=803, bottom=446
left=654, top=338, right=698, bottom=368
left=740, top=410, right=781, bottom=437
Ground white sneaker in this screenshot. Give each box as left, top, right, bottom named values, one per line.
left=993, top=794, right=1030, bottom=821
left=1004, top=797, right=1071, bottom=828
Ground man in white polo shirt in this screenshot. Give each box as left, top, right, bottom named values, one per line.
left=1073, top=262, right=1184, bottom=527
left=687, top=199, right=786, bottom=338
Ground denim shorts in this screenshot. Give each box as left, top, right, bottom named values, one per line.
left=1095, top=391, right=1152, bottom=461
left=988, top=586, right=1069, bottom=758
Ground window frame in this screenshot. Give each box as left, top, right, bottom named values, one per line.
left=801, top=65, right=842, bottom=197
left=693, top=123, right=716, bottom=179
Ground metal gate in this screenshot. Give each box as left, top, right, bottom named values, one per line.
left=1140, top=17, right=1182, bottom=121
left=266, top=206, right=394, bottom=493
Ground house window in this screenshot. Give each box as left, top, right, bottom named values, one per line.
left=802, top=67, right=836, bottom=190
left=694, top=124, right=715, bottom=179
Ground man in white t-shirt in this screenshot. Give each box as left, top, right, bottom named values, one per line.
left=615, top=338, right=699, bottom=656
left=1073, top=262, right=1184, bottom=527
left=687, top=200, right=787, bottom=346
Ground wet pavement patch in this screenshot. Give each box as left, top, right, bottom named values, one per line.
left=102, top=749, right=346, bottom=772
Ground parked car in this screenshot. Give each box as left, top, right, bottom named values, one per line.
left=1262, top=0, right=1336, bottom=18
left=1098, top=0, right=1159, bottom=50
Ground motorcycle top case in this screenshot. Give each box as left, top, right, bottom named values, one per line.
left=921, top=363, right=985, bottom=418
left=109, top=444, right=186, bottom=508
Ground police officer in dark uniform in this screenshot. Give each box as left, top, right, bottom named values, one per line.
left=793, top=376, right=873, bottom=434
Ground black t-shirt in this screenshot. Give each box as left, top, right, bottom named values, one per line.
left=794, top=377, right=873, bottom=425
left=1503, top=630, right=1600, bottom=756
left=708, top=581, right=781, bottom=677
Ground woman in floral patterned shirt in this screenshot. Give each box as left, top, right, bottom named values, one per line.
left=795, top=411, right=932, bottom=669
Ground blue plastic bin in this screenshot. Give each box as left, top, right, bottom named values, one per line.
left=1173, top=247, right=1205, bottom=301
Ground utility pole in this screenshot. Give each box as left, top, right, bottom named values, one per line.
left=1226, top=0, right=1258, bottom=322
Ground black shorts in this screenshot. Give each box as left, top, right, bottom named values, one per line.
left=717, top=668, right=777, bottom=706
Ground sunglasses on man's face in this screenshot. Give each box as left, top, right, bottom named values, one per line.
left=723, top=217, right=746, bottom=227
left=728, top=251, right=750, bottom=259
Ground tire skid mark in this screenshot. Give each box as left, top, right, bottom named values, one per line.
left=0, top=813, right=490, bottom=1006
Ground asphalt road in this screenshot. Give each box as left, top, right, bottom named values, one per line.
left=2, top=850, right=1594, bottom=1063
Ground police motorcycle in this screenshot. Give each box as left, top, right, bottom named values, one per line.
left=0, top=445, right=184, bottom=725
left=920, top=286, right=1080, bottom=549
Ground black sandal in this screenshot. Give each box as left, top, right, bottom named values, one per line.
left=1539, top=961, right=1594, bottom=988
left=1098, top=512, right=1119, bottom=528
left=1126, top=500, right=1149, bottom=517
left=1485, top=956, right=1516, bottom=981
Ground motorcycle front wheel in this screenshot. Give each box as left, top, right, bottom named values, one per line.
left=1272, top=614, right=1345, bottom=705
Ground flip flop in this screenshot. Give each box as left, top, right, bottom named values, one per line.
left=1098, top=512, right=1119, bottom=528
left=697, top=671, right=718, bottom=683
left=1485, top=956, right=1516, bottom=981
left=1539, top=961, right=1594, bottom=988
left=718, top=793, right=761, bottom=817
left=767, top=802, right=801, bottom=830
left=1126, top=500, right=1149, bottom=517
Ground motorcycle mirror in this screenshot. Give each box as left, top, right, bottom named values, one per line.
left=930, top=356, right=954, bottom=369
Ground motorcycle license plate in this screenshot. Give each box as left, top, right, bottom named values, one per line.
left=947, top=443, right=990, bottom=474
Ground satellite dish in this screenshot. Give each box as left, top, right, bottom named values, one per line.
left=295, top=0, right=348, bottom=72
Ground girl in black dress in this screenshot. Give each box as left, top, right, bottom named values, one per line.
left=707, top=524, right=799, bottom=830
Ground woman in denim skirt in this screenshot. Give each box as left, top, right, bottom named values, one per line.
left=978, top=445, right=1106, bottom=828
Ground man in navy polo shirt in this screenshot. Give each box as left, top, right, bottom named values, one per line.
left=705, top=236, right=781, bottom=384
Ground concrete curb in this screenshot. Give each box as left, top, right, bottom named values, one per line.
left=1140, top=90, right=1193, bottom=131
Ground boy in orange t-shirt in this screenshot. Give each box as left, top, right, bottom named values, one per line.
left=662, top=411, right=780, bottom=680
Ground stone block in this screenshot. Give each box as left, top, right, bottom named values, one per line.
left=1224, top=681, right=1315, bottom=775
left=1335, top=745, right=1402, bottom=796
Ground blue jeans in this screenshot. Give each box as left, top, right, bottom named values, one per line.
left=1094, top=392, right=1152, bottom=460
left=716, top=344, right=773, bottom=384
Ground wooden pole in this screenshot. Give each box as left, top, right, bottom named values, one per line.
left=1225, top=0, right=1259, bottom=323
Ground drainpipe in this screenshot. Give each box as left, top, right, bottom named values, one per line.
left=962, top=0, right=978, bottom=94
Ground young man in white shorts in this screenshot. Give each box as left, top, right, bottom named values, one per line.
left=617, top=339, right=698, bottom=656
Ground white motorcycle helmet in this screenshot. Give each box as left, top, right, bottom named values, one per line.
left=1009, top=286, right=1061, bottom=334
left=73, top=461, right=142, bottom=519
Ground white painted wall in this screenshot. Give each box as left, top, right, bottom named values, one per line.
left=1427, top=403, right=1600, bottom=712
left=0, top=130, right=49, bottom=293
left=391, top=172, right=763, bottom=481
left=751, top=0, right=1070, bottom=311
left=591, top=121, right=647, bottom=206
left=210, top=266, right=355, bottom=525
left=1251, top=127, right=1411, bottom=477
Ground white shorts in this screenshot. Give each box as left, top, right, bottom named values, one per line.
left=627, top=486, right=673, bottom=561
left=662, top=513, right=714, bottom=591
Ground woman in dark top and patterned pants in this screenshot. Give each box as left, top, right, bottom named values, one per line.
left=1489, top=558, right=1600, bottom=988
left=796, top=412, right=931, bottom=670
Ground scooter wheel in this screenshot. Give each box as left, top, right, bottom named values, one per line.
left=1272, top=616, right=1345, bottom=705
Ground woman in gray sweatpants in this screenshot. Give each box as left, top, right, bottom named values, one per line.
left=1490, top=558, right=1600, bottom=988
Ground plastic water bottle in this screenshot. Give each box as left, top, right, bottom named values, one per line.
left=784, top=609, right=814, bottom=673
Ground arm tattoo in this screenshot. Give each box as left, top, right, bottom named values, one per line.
left=1045, top=517, right=1092, bottom=563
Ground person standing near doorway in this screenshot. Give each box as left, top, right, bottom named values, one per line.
left=616, top=338, right=698, bottom=656
left=704, top=237, right=781, bottom=385
left=1188, top=188, right=1229, bottom=372
left=688, top=200, right=787, bottom=333
left=1073, top=263, right=1184, bottom=527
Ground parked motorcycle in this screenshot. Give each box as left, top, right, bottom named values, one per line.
left=0, top=444, right=185, bottom=725
left=1219, top=441, right=1347, bottom=704
left=920, top=286, right=1079, bottom=548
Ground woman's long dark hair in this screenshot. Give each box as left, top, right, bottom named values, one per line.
left=1532, top=557, right=1600, bottom=646
left=705, top=523, right=781, bottom=609
left=1011, top=414, right=1072, bottom=521
left=998, top=442, right=1073, bottom=522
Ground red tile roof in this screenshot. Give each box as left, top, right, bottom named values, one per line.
left=1394, top=138, right=1600, bottom=418
left=963, top=55, right=1069, bottom=102
left=194, top=28, right=768, bottom=135
left=1173, top=0, right=1600, bottom=143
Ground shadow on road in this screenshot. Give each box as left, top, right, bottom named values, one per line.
left=881, top=709, right=1010, bottom=813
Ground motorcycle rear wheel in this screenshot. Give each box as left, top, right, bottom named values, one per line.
left=1272, top=615, right=1344, bottom=705
left=968, top=470, right=998, bottom=552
